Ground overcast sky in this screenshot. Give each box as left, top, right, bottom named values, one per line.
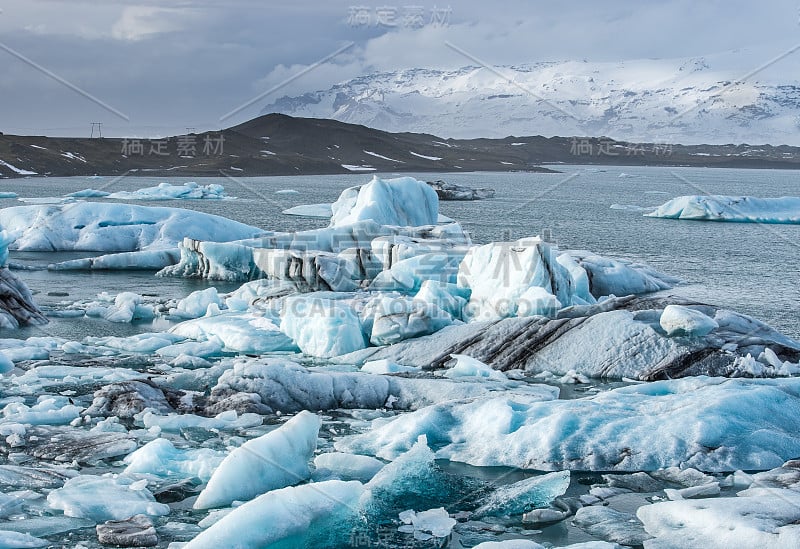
left=1, top=0, right=798, bottom=137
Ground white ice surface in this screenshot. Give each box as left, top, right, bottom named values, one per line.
left=338, top=377, right=800, bottom=472
left=106, top=182, right=228, bottom=200
left=0, top=202, right=263, bottom=252
left=330, top=176, right=438, bottom=227
left=193, top=411, right=321, bottom=509
left=185, top=480, right=364, bottom=549
left=646, top=195, right=800, bottom=224
left=47, top=474, right=170, bottom=521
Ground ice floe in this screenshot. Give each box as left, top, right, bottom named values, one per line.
left=0, top=202, right=263, bottom=252
left=193, top=410, right=320, bottom=509
left=338, top=376, right=800, bottom=472
left=105, top=182, right=229, bottom=200
left=646, top=195, right=800, bottom=224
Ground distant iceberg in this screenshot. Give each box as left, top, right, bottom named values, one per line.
left=105, top=182, right=229, bottom=200
left=0, top=202, right=264, bottom=252
left=646, top=195, right=800, bottom=224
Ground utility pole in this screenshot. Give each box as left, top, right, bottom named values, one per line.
left=90, top=122, right=102, bottom=138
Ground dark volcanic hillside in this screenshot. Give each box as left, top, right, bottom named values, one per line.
left=2, top=114, right=800, bottom=178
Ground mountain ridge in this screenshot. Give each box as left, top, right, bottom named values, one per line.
left=2, top=113, right=800, bottom=179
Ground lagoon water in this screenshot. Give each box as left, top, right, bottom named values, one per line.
left=1, top=165, right=799, bottom=548
left=2, top=164, right=797, bottom=339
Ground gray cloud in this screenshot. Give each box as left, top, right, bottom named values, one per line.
left=1, top=0, right=797, bottom=137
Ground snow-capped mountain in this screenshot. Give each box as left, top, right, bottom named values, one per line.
left=261, top=52, right=800, bottom=145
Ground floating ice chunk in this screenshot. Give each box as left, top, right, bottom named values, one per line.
left=210, top=357, right=557, bottom=415
left=0, top=192, right=19, bottom=199
left=48, top=249, right=181, bottom=271
left=313, top=452, right=384, bottom=483
left=562, top=250, right=678, bottom=298
left=67, top=188, right=110, bottom=198
left=280, top=296, right=367, bottom=358
left=47, top=475, right=170, bottom=521
left=83, top=332, right=184, bottom=354
left=370, top=252, right=463, bottom=292
left=573, top=505, right=651, bottom=546
left=170, top=311, right=296, bottom=354
left=0, top=493, right=23, bottom=518
left=103, top=292, right=155, bottom=323
left=0, top=202, right=263, bottom=252
left=193, top=411, right=321, bottom=509
left=185, top=480, right=364, bottom=548
left=646, top=195, right=800, bottom=224
left=0, top=531, right=48, bottom=548
left=169, top=354, right=213, bottom=369
left=0, top=233, right=47, bottom=329
left=330, top=176, right=438, bottom=227
left=155, top=338, right=224, bottom=359
left=365, top=295, right=454, bottom=346
left=361, top=359, right=420, bottom=375
left=415, top=280, right=469, bottom=319
left=140, top=410, right=262, bottom=432
left=106, top=182, right=228, bottom=201
left=363, top=435, right=488, bottom=521
left=0, top=354, right=13, bottom=374
left=459, top=238, right=579, bottom=321
left=443, top=354, right=507, bottom=381
left=399, top=507, right=456, bottom=538
left=95, top=514, right=158, bottom=547
left=339, top=377, right=800, bottom=472
left=474, top=471, right=570, bottom=517
left=275, top=188, right=299, bottom=194
left=170, top=288, right=224, bottom=320
left=123, top=438, right=224, bottom=483
left=660, top=304, right=719, bottom=337
left=637, top=489, right=800, bottom=548
left=1, top=397, right=82, bottom=426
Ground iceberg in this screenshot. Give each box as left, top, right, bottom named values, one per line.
left=280, top=295, right=367, bottom=358
left=337, top=296, right=800, bottom=380
left=398, top=507, right=456, bottom=539
left=330, top=176, right=439, bottom=227
left=646, top=195, right=800, bottom=224
left=47, top=249, right=181, bottom=271
left=67, top=188, right=110, bottom=198
left=638, top=483, right=800, bottom=548
left=0, top=202, right=264, bottom=252
left=185, top=480, right=364, bottom=549
left=443, top=354, right=507, bottom=381
left=0, top=231, right=47, bottom=330
left=473, top=470, right=570, bottom=517
left=47, top=474, right=170, bottom=521
left=170, top=311, right=297, bottom=354
left=169, top=287, right=224, bottom=319
left=106, top=181, right=228, bottom=200
left=338, top=376, right=800, bottom=472
left=660, top=304, right=719, bottom=336
left=193, top=410, right=321, bottom=509
left=426, top=179, right=495, bottom=200
left=123, top=438, right=224, bottom=483
left=0, top=531, right=48, bottom=548
left=206, top=357, right=558, bottom=415
left=313, top=452, right=384, bottom=483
